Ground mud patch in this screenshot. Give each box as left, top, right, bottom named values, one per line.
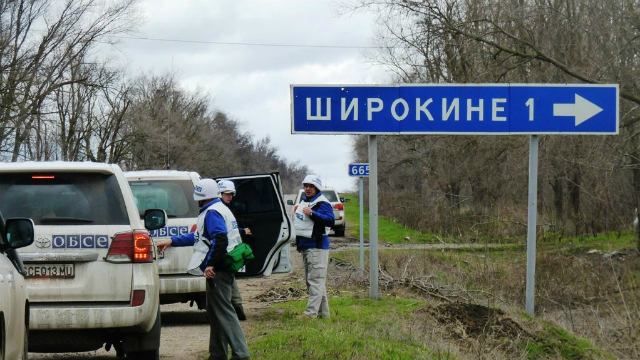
left=255, top=286, right=306, bottom=303
left=429, top=303, right=531, bottom=340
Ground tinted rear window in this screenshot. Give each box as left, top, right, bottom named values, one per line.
left=128, top=180, right=198, bottom=218
left=0, top=172, right=129, bottom=225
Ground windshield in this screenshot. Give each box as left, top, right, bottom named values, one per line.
left=128, top=180, right=199, bottom=218
left=0, top=172, right=129, bottom=225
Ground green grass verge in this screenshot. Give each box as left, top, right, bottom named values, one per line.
left=196, top=292, right=613, bottom=360
left=525, top=322, right=614, bottom=360
left=243, top=296, right=447, bottom=360
left=540, top=231, right=636, bottom=251
left=344, top=193, right=637, bottom=250
left=344, top=193, right=440, bottom=244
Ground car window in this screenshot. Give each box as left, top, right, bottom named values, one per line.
left=323, top=190, right=339, bottom=202
left=0, top=217, right=5, bottom=247
left=128, top=180, right=198, bottom=218
left=230, top=177, right=279, bottom=214
left=0, top=172, right=129, bottom=225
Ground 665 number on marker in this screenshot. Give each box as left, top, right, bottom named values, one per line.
left=349, top=163, right=369, bottom=177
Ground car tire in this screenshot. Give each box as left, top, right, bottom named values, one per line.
left=0, top=313, right=5, bottom=360
left=20, top=323, right=28, bottom=360
left=125, top=349, right=159, bottom=360
left=194, top=293, right=207, bottom=310
left=123, top=308, right=160, bottom=360
left=334, top=226, right=345, bottom=237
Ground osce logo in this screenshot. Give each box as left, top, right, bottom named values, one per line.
left=150, top=226, right=190, bottom=238
left=52, top=235, right=109, bottom=249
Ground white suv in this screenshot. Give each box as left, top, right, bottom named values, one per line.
left=126, top=171, right=293, bottom=308
left=0, top=215, right=34, bottom=360
left=291, top=188, right=346, bottom=236
left=0, top=162, right=166, bottom=359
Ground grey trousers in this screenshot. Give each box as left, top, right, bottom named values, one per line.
left=206, top=272, right=250, bottom=360
left=302, top=248, right=330, bottom=318
left=231, top=280, right=243, bottom=306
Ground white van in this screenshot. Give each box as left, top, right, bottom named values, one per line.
left=0, top=162, right=166, bottom=359
left=126, top=171, right=293, bottom=308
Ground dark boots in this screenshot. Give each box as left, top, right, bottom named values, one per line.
left=233, top=303, right=247, bottom=321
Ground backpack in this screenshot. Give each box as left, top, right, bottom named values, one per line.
left=224, top=242, right=255, bottom=272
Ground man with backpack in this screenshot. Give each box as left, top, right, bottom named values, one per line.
left=156, top=178, right=249, bottom=360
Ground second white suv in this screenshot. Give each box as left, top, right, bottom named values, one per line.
left=0, top=162, right=166, bottom=359
left=126, top=170, right=293, bottom=308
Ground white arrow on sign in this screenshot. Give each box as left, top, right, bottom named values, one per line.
left=553, top=94, right=603, bottom=126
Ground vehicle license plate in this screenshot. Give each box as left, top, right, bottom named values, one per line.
left=24, top=263, right=75, bottom=279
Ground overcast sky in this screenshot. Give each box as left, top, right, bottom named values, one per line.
left=103, top=0, right=390, bottom=192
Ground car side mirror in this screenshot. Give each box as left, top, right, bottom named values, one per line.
left=144, top=209, right=167, bottom=231
left=339, top=197, right=346, bottom=203
left=5, top=218, right=35, bottom=249
left=286, top=200, right=294, bottom=205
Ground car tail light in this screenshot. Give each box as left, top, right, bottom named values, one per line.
left=334, top=203, right=344, bottom=211
left=131, top=289, right=145, bottom=306
left=106, top=231, right=153, bottom=263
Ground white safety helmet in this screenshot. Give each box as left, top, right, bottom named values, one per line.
left=217, top=179, right=236, bottom=195
left=193, top=178, right=220, bottom=201
left=302, top=174, right=323, bottom=192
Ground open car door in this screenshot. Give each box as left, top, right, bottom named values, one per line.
left=216, top=172, right=292, bottom=276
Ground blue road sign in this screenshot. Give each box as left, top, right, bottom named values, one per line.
left=291, top=84, right=618, bottom=135
left=349, top=163, right=369, bottom=177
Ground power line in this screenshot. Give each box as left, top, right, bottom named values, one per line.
left=109, top=35, right=386, bottom=50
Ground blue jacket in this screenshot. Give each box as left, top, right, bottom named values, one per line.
left=295, top=191, right=335, bottom=251
left=171, top=198, right=229, bottom=271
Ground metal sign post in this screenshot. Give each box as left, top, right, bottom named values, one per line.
left=526, top=135, right=539, bottom=315
left=348, top=163, right=370, bottom=273
left=368, top=137, right=379, bottom=299
left=359, top=177, right=364, bottom=272
left=292, top=83, right=619, bottom=310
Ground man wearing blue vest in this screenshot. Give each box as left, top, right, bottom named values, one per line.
left=293, top=175, right=335, bottom=318
left=156, top=178, right=249, bottom=360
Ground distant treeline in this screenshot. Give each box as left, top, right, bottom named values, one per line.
left=354, top=0, right=640, bottom=245
left=0, top=0, right=306, bottom=193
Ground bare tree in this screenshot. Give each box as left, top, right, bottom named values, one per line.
left=0, top=0, right=137, bottom=161
left=354, top=0, right=640, bottom=243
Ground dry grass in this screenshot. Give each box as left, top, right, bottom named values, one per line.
left=331, top=247, right=639, bottom=359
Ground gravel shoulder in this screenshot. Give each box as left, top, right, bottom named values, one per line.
left=29, top=247, right=302, bottom=359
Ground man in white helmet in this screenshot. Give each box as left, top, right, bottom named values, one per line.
left=293, top=174, right=335, bottom=318
left=217, top=179, right=249, bottom=321
left=156, top=178, right=250, bottom=360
